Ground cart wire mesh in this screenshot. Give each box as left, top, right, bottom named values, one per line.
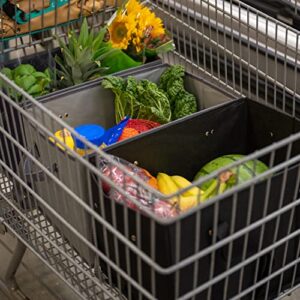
left=0, top=0, right=300, bottom=299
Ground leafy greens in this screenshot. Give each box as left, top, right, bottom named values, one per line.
left=1, top=64, right=51, bottom=98
left=102, top=65, right=197, bottom=125
left=102, top=76, right=171, bottom=124
left=159, top=65, right=197, bottom=120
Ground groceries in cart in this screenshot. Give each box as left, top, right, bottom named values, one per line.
left=48, top=64, right=199, bottom=154
left=117, top=119, right=161, bottom=141
left=102, top=65, right=198, bottom=124
left=99, top=154, right=269, bottom=218
left=100, top=117, right=161, bottom=146
left=194, top=154, right=269, bottom=196
left=49, top=117, right=161, bottom=154
left=99, top=155, right=178, bottom=218
left=50, top=124, right=108, bottom=154
left=0, top=0, right=174, bottom=97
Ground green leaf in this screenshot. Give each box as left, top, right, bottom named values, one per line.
left=15, top=74, right=37, bottom=91
left=67, top=33, right=77, bottom=56
left=145, top=39, right=175, bottom=58
left=102, top=76, right=125, bottom=93
left=1, top=67, right=13, bottom=79
left=44, top=68, right=51, bottom=79
left=56, top=69, right=73, bottom=87
left=92, top=26, right=107, bottom=52
left=78, top=18, right=89, bottom=47
left=92, top=45, right=112, bottom=60
left=71, top=64, right=84, bottom=85
left=27, top=84, right=43, bottom=96
left=76, top=47, right=93, bottom=66
left=14, top=64, right=36, bottom=77
left=101, top=48, right=142, bottom=74
left=55, top=56, right=73, bottom=82
left=33, top=71, right=48, bottom=79
left=61, top=45, right=76, bottom=67
left=87, top=29, right=95, bottom=48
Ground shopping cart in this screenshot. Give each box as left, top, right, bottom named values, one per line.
left=239, top=0, right=300, bottom=30
left=0, top=0, right=300, bottom=299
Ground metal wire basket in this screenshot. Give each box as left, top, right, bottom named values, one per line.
left=0, top=0, right=300, bottom=299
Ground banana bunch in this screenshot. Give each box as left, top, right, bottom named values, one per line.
left=157, top=173, right=204, bottom=212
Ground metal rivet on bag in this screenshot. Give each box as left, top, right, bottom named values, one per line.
left=64, top=113, right=69, bottom=118
left=131, top=235, right=136, bottom=242
left=205, top=131, right=209, bottom=136
left=270, top=132, right=274, bottom=137
left=133, top=161, right=138, bottom=165
left=211, top=129, right=214, bottom=134
left=58, top=114, right=63, bottom=118
left=208, top=229, right=212, bottom=236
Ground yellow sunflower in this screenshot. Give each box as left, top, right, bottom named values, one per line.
left=132, top=35, right=142, bottom=52
left=125, top=0, right=143, bottom=15
left=108, top=13, right=136, bottom=49
left=109, top=0, right=167, bottom=53
left=138, top=8, right=165, bottom=37
left=148, top=14, right=165, bottom=37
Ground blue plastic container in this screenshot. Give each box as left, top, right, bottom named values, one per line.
left=73, top=124, right=106, bottom=149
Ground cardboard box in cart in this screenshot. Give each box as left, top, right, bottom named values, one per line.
left=102, top=98, right=300, bottom=299
left=21, top=63, right=234, bottom=266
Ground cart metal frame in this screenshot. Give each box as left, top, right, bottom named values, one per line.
left=0, top=0, right=300, bottom=299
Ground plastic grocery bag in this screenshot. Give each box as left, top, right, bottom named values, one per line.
left=98, top=155, right=177, bottom=218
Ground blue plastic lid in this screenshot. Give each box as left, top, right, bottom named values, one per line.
left=73, top=124, right=106, bottom=149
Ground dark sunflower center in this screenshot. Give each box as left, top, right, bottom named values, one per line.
left=114, top=23, right=127, bottom=40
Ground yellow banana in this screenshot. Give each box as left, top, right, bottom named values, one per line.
left=171, top=175, right=203, bottom=197
left=157, top=173, right=180, bottom=204
left=157, top=173, right=204, bottom=208
left=178, top=195, right=202, bottom=212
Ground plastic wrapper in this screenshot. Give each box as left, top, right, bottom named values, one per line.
left=99, top=155, right=177, bottom=218
left=101, top=117, right=130, bottom=147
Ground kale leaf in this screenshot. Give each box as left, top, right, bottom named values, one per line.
left=136, top=79, right=171, bottom=124
left=102, top=64, right=197, bottom=125
left=159, top=65, right=197, bottom=120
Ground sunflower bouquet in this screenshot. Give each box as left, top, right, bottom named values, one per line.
left=108, top=0, right=175, bottom=62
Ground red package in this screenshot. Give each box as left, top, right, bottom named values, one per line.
left=126, top=119, right=161, bottom=133
left=153, top=200, right=177, bottom=218
left=99, top=155, right=177, bottom=218
left=118, top=119, right=161, bottom=142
